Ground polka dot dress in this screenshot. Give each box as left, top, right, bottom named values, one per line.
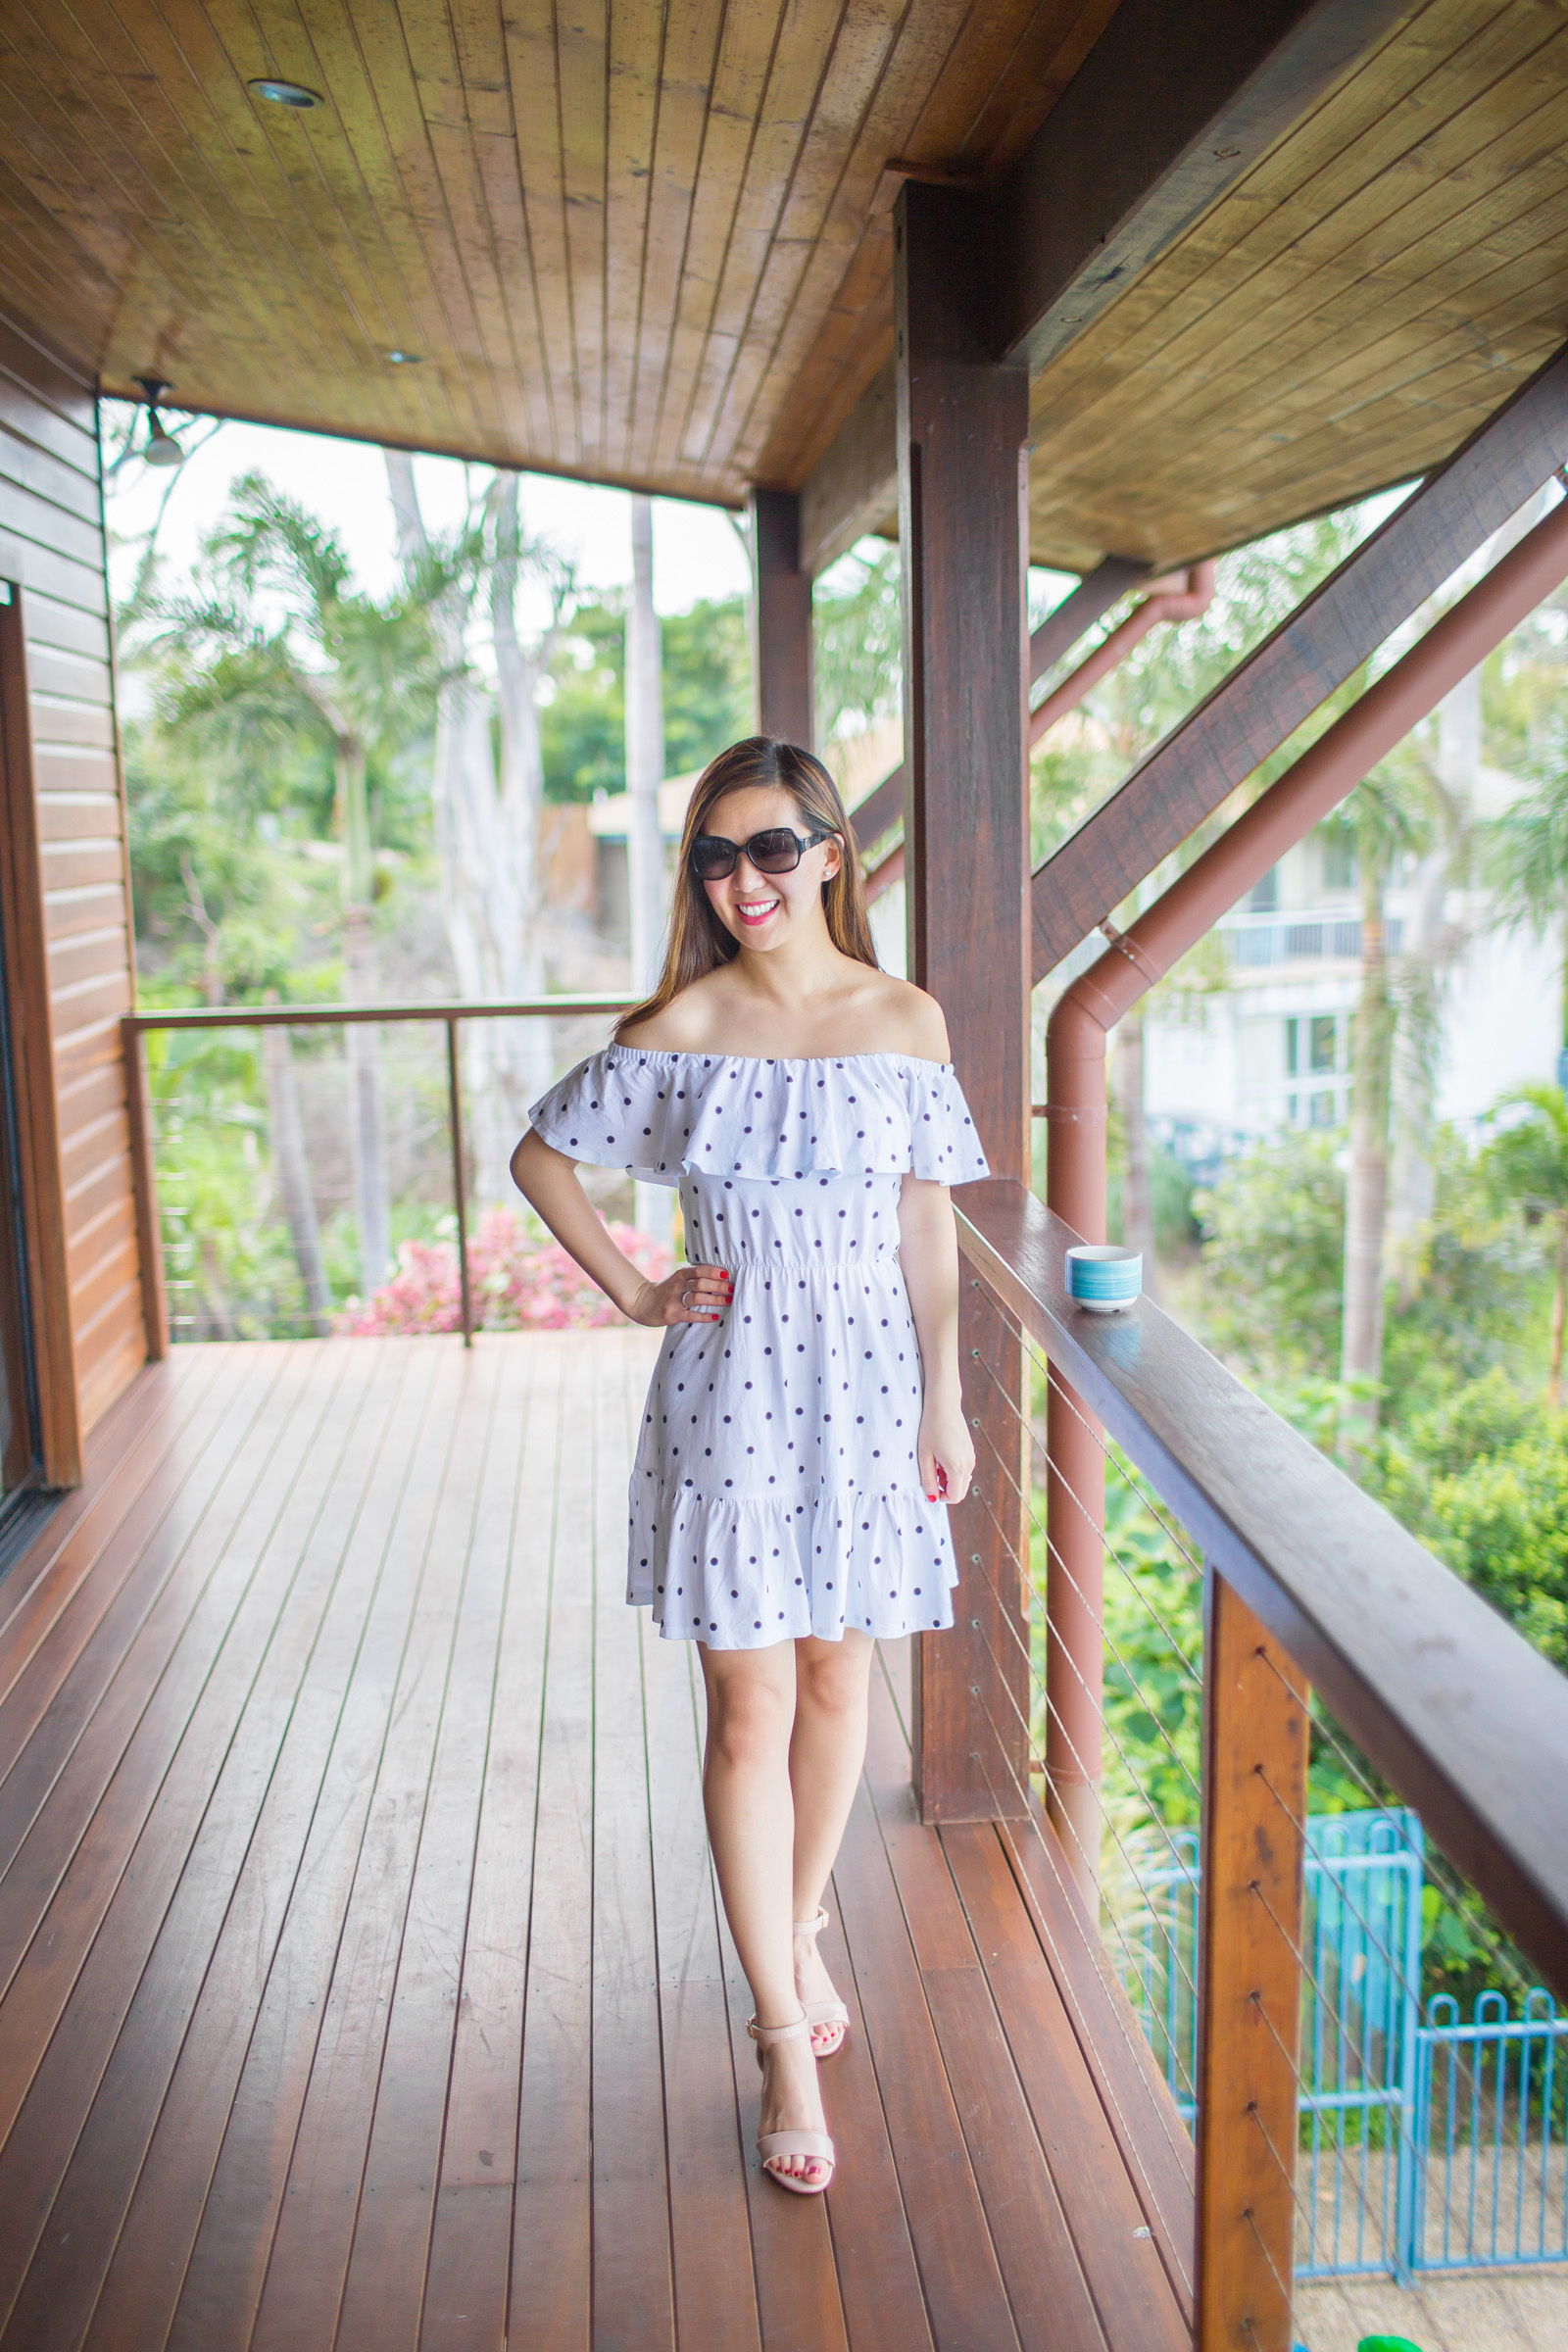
left=528, top=1047, right=991, bottom=1650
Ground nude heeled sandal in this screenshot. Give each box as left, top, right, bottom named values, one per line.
left=747, top=2012, right=836, bottom=2196
left=794, top=1906, right=852, bottom=2059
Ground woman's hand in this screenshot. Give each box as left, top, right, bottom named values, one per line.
left=917, top=1393, right=974, bottom=1506
left=627, top=1261, right=733, bottom=1328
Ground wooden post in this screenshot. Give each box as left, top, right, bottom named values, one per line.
left=121, top=1018, right=169, bottom=1360
left=1197, top=1567, right=1311, bottom=2352
left=748, top=488, right=813, bottom=746
left=896, top=180, right=1031, bottom=1822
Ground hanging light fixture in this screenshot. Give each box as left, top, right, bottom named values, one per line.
left=131, top=376, right=185, bottom=469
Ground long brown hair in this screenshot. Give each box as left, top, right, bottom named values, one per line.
left=613, top=737, right=878, bottom=1038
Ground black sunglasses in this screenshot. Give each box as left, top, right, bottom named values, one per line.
left=690, top=825, right=833, bottom=880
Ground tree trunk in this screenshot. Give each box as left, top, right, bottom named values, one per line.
left=1389, top=668, right=1479, bottom=1299
left=625, top=493, right=666, bottom=1236
left=1339, top=850, right=1395, bottom=1462
left=385, top=452, right=555, bottom=1212
left=336, top=737, right=390, bottom=1296
left=262, top=1018, right=332, bottom=1333
left=1114, top=1007, right=1158, bottom=1302
left=1551, top=1216, right=1567, bottom=1411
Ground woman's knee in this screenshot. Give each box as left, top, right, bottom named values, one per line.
left=707, top=1664, right=793, bottom=1768
left=796, top=1641, right=870, bottom=1721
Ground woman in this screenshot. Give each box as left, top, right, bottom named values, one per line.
left=511, top=736, right=988, bottom=2195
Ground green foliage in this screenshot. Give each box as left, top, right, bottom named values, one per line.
left=538, top=592, right=751, bottom=800
left=812, top=543, right=901, bottom=746
left=1193, top=1130, right=1347, bottom=1381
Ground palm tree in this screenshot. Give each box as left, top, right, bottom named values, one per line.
left=152, top=474, right=437, bottom=1297
left=1325, top=761, right=1432, bottom=1462
left=1486, top=708, right=1568, bottom=1056
left=1482, top=1082, right=1568, bottom=1407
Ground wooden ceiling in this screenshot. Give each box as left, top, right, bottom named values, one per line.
left=0, top=0, right=1113, bottom=506
left=1029, top=0, right=1568, bottom=571
left=1, top=1, right=1565, bottom=570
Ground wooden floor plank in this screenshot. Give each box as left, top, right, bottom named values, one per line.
left=74, top=1340, right=421, bottom=2352
left=0, top=1341, right=346, bottom=2331
left=999, top=1812, right=1198, bottom=2325
left=832, top=1765, right=1021, bottom=2352
left=511, top=1338, right=598, bottom=2350
left=0, top=1344, right=318, bottom=2137
left=161, top=1340, right=457, bottom=2352
left=716, top=1896, right=852, bottom=2352
left=1, top=1341, right=408, bottom=2349
left=808, top=1904, right=934, bottom=2352
left=591, top=1332, right=677, bottom=2351
left=860, top=1673, right=1109, bottom=2352
left=0, top=1351, right=210, bottom=1667
left=0, top=1338, right=1200, bottom=2352
left=642, top=1601, right=761, bottom=2351
left=247, top=1340, right=502, bottom=2352
left=418, top=1336, right=557, bottom=2352
left=943, top=1823, right=1191, bottom=2352
left=333, top=1339, right=529, bottom=2350
left=0, top=1342, right=277, bottom=1794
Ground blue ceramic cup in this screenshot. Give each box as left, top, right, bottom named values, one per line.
left=1065, top=1244, right=1143, bottom=1313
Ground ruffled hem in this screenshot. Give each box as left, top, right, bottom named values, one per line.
left=628, top=1483, right=958, bottom=1648
left=528, top=1045, right=991, bottom=1187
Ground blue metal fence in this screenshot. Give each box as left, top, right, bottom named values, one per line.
left=1118, top=1807, right=1568, bottom=2280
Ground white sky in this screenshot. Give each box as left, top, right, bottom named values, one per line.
left=102, top=400, right=754, bottom=626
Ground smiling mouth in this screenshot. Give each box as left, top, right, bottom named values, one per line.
left=736, top=896, right=780, bottom=926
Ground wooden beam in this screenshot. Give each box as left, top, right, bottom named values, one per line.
left=897, top=181, right=1031, bottom=1824
left=1196, top=1570, right=1309, bottom=2352
left=1033, top=336, right=1568, bottom=982
left=748, top=489, right=813, bottom=746
left=990, top=0, right=1408, bottom=372
left=1030, top=558, right=1151, bottom=683
left=800, top=363, right=898, bottom=580
left=849, top=559, right=1149, bottom=863
left=0, top=588, right=80, bottom=1485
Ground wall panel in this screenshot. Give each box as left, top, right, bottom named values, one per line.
left=0, top=305, right=143, bottom=1475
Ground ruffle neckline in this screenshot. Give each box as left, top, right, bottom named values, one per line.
left=528, top=1044, right=991, bottom=1186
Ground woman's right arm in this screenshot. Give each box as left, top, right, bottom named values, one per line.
left=509, top=1130, right=731, bottom=1327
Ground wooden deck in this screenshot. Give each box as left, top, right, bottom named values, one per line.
left=0, top=1332, right=1194, bottom=2352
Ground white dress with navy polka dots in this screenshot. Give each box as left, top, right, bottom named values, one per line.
left=527, top=1046, right=991, bottom=1648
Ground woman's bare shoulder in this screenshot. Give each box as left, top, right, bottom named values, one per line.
left=858, top=974, right=952, bottom=1062
left=616, top=972, right=733, bottom=1054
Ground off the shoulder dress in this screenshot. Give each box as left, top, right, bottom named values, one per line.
left=527, top=1046, right=991, bottom=1649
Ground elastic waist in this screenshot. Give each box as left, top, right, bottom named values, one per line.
left=686, top=1249, right=903, bottom=1276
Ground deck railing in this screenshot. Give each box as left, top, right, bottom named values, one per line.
left=954, top=1178, right=1568, bottom=2351
left=122, top=996, right=637, bottom=1352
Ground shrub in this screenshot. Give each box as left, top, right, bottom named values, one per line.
left=336, top=1205, right=673, bottom=1337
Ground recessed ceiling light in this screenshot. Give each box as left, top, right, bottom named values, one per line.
left=383, top=350, right=422, bottom=366
left=249, top=77, right=322, bottom=109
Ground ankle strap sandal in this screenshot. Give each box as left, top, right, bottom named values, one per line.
left=747, top=2013, right=836, bottom=2197
left=792, top=1907, right=852, bottom=2059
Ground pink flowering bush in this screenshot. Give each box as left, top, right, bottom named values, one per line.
left=336, top=1205, right=674, bottom=1337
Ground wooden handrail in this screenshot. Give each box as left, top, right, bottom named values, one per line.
left=954, top=1176, right=1568, bottom=1999
left=124, top=994, right=636, bottom=1032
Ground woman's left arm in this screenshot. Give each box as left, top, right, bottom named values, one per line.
left=898, top=1176, right=975, bottom=1505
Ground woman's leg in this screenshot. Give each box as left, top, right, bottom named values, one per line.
left=789, top=1631, right=875, bottom=2041
left=700, top=1639, right=829, bottom=2185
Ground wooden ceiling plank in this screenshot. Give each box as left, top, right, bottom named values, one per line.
left=749, top=224, right=893, bottom=481
left=1013, top=0, right=1534, bottom=445
left=34, top=3, right=367, bottom=377
left=146, top=0, right=408, bottom=359
left=624, top=0, right=727, bottom=479
left=397, top=2, right=528, bottom=441
left=952, top=0, right=1121, bottom=180
left=1018, top=2, right=1561, bottom=464
left=329, top=0, right=500, bottom=447
left=646, top=0, right=787, bottom=477
left=501, top=8, right=576, bottom=472
left=664, top=0, right=847, bottom=475
left=555, top=0, right=612, bottom=471
left=710, top=0, right=973, bottom=477
left=603, top=0, right=666, bottom=478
